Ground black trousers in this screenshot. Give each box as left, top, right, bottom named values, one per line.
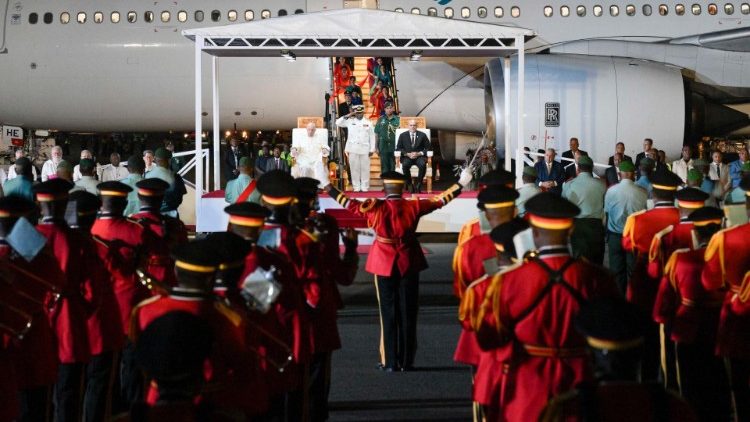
left=606, top=231, right=634, bottom=296
left=83, top=352, right=116, bottom=422
left=308, top=352, right=332, bottom=422
left=375, top=265, right=420, bottom=369
left=571, top=218, right=604, bottom=265
left=726, top=357, right=750, bottom=422
left=401, top=156, right=426, bottom=188
left=54, top=363, right=84, bottom=422
left=120, top=339, right=143, bottom=409
left=19, top=386, right=50, bottom=422
left=676, top=342, right=731, bottom=421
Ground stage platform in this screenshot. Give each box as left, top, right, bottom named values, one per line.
left=197, top=189, right=479, bottom=236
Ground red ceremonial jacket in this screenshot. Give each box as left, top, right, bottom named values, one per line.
left=37, top=220, right=92, bottom=364
left=330, top=184, right=461, bottom=277
left=130, top=210, right=188, bottom=286
left=263, top=222, right=322, bottom=309
left=653, top=248, right=724, bottom=344
left=91, top=216, right=159, bottom=334
left=457, top=217, right=481, bottom=246
left=478, top=248, right=617, bottom=422
left=701, top=223, right=750, bottom=358
left=647, top=220, right=693, bottom=279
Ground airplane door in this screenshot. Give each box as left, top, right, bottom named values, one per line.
left=0, top=0, right=8, bottom=53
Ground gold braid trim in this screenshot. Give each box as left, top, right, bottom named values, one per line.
left=648, top=225, right=673, bottom=263
left=737, top=271, right=750, bottom=303
left=622, top=209, right=646, bottom=252
left=432, top=183, right=461, bottom=205
left=359, top=198, right=377, bottom=213
left=213, top=301, right=243, bottom=328
left=664, top=249, right=688, bottom=290
left=483, top=262, right=522, bottom=333
left=452, top=242, right=465, bottom=299
left=128, top=296, right=162, bottom=342
left=704, top=229, right=727, bottom=285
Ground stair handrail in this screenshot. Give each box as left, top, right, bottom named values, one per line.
left=388, top=58, right=400, bottom=115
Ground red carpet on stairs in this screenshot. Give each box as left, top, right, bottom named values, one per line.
left=340, top=245, right=431, bottom=255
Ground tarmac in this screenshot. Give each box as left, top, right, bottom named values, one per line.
left=328, top=240, right=474, bottom=421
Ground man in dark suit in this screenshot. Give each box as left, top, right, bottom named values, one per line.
left=608, top=142, right=632, bottom=166
left=264, top=145, right=291, bottom=173
left=223, top=137, right=247, bottom=182
left=534, top=148, right=566, bottom=195
left=396, top=119, right=430, bottom=193
left=634, top=138, right=653, bottom=174
left=605, top=153, right=624, bottom=186
left=562, top=137, right=588, bottom=180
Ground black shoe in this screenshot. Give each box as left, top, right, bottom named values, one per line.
left=400, top=365, right=416, bottom=372
left=415, top=184, right=422, bottom=193
left=376, top=363, right=397, bottom=372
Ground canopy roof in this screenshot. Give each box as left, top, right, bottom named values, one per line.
left=182, top=8, right=534, bottom=57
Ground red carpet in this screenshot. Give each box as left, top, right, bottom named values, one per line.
left=340, top=245, right=431, bottom=255
left=202, top=189, right=479, bottom=199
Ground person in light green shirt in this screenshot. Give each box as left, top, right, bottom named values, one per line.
left=724, top=162, right=750, bottom=204
left=3, top=157, right=35, bottom=201
left=562, top=155, right=606, bottom=264
left=121, top=155, right=145, bottom=216
left=225, top=157, right=260, bottom=204
left=516, top=166, right=541, bottom=217
left=374, top=102, right=399, bottom=173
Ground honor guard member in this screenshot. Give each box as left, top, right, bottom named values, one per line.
left=453, top=186, right=520, bottom=372
left=33, top=178, right=93, bottom=422
left=130, top=239, right=250, bottom=412
left=374, top=102, right=400, bottom=173
left=460, top=219, right=529, bottom=421
left=121, top=155, right=145, bottom=217
left=539, top=297, right=698, bottom=422
left=327, top=169, right=473, bottom=371
left=224, top=202, right=306, bottom=421
left=701, top=174, right=750, bottom=421
left=456, top=169, right=515, bottom=245
left=475, top=193, right=617, bottom=422
left=622, top=170, right=681, bottom=381
left=604, top=160, right=648, bottom=294
left=652, top=207, right=731, bottom=421
left=131, top=178, right=189, bottom=285
left=224, top=156, right=260, bottom=204
left=0, top=196, right=62, bottom=422
left=91, top=181, right=160, bottom=406
left=67, top=191, right=125, bottom=422
left=295, top=177, right=359, bottom=422
left=647, top=187, right=709, bottom=280
left=516, top=166, right=541, bottom=217
left=561, top=155, right=607, bottom=265
left=336, top=104, right=376, bottom=192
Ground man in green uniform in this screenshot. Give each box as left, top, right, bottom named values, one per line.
left=374, top=102, right=399, bottom=173
left=224, top=157, right=260, bottom=204
left=562, top=155, right=607, bottom=264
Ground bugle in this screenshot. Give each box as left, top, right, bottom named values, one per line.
left=245, top=319, right=294, bottom=373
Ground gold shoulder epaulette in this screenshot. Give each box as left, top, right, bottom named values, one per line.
left=213, top=301, right=243, bottom=327
left=359, top=198, right=378, bottom=213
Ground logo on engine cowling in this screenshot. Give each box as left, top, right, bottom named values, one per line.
left=545, top=103, right=560, bottom=127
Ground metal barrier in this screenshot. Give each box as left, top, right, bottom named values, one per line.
left=173, top=148, right=210, bottom=194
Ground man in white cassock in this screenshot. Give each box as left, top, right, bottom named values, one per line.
left=291, top=122, right=330, bottom=185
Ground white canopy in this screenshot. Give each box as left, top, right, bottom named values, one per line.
left=183, top=9, right=531, bottom=226
left=183, top=8, right=534, bottom=57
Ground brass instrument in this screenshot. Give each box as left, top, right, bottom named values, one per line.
left=136, top=268, right=170, bottom=295
left=245, top=319, right=294, bottom=373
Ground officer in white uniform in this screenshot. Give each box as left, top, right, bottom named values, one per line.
left=336, top=104, right=375, bottom=192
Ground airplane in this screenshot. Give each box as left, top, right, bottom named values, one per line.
left=1, top=0, right=749, bottom=166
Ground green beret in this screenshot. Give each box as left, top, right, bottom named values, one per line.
left=577, top=156, right=593, bottom=167
left=57, top=160, right=73, bottom=172
left=618, top=161, right=635, bottom=172
left=639, top=157, right=655, bottom=169
left=741, top=161, right=750, bottom=172
left=687, top=168, right=703, bottom=182
left=154, top=147, right=172, bottom=160
left=692, top=158, right=708, bottom=169
left=78, top=159, right=95, bottom=171
left=238, top=156, right=252, bottom=167
left=522, top=166, right=538, bottom=178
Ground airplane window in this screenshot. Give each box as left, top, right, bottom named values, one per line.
left=29, top=13, right=38, bottom=24
left=77, top=12, right=87, bottom=24
left=593, top=5, right=603, bottom=16
left=211, top=10, right=221, bottom=21
left=194, top=10, right=204, bottom=22
left=659, top=4, right=668, bottom=14
left=445, top=7, right=454, bottom=18
left=261, top=9, right=271, bottom=19
left=144, top=11, right=154, bottom=23
left=161, top=11, right=170, bottom=22
left=511, top=6, right=521, bottom=17
left=478, top=6, right=488, bottom=17
left=413, top=7, right=422, bottom=15
left=495, top=6, right=504, bottom=17
left=544, top=6, right=554, bottom=16
left=94, top=12, right=103, bottom=23
left=127, top=11, right=137, bottom=23
left=724, top=3, right=734, bottom=13
left=708, top=3, right=718, bottom=14
left=577, top=5, right=587, bottom=16
left=626, top=4, right=636, bottom=15
left=395, top=8, right=404, bottom=13
left=44, top=12, right=53, bottom=24
left=561, top=6, right=571, bottom=16
left=60, top=12, right=70, bottom=24
left=245, top=10, right=254, bottom=20
left=675, top=4, right=685, bottom=14
left=642, top=4, right=653, bottom=14
left=111, top=12, right=120, bottom=23
left=692, top=4, right=702, bottom=13
left=278, top=9, right=288, bottom=16
left=428, top=7, right=438, bottom=16
left=742, top=3, right=750, bottom=13
left=177, top=11, right=187, bottom=22
left=228, top=10, right=238, bottom=21
left=461, top=7, right=470, bottom=17
left=294, top=9, right=304, bottom=14
left=610, top=5, right=620, bottom=15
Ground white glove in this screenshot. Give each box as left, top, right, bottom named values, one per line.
left=289, top=147, right=299, bottom=158
left=458, top=168, right=473, bottom=187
